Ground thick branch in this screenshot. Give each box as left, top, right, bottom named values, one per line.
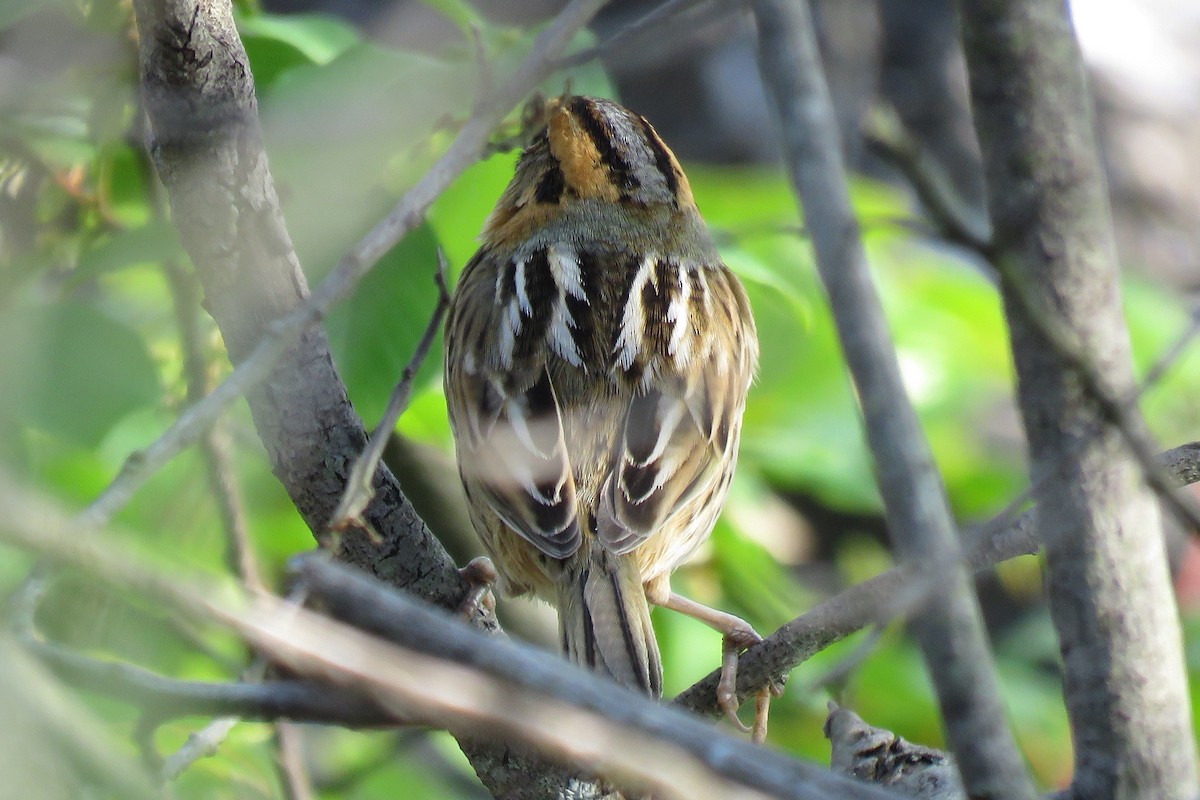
left=127, top=0, right=613, bottom=797
left=0, top=480, right=900, bottom=800
left=958, top=4, right=1198, bottom=797
left=750, top=2, right=1035, bottom=797
left=131, top=0, right=459, bottom=604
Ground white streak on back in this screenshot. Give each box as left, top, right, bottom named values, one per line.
left=614, top=254, right=656, bottom=370
left=549, top=245, right=586, bottom=301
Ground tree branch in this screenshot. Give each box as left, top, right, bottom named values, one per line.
left=1, top=637, right=159, bottom=800
left=26, top=638, right=396, bottom=727
left=958, top=3, right=1198, bottom=796
left=0, top=475, right=901, bottom=800
left=749, top=2, right=1036, bottom=797
left=677, top=439, right=1200, bottom=716
left=332, top=258, right=450, bottom=529
left=118, top=0, right=614, bottom=797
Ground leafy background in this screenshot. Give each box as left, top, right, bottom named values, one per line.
left=2, top=0, right=1199, bottom=796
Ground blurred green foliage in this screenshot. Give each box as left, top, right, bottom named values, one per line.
left=2, top=0, right=1199, bottom=797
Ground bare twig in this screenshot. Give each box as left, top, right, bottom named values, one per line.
left=1000, top=273, right=1200, bottom=536
left=161, top=717, right=239, bottom=780
left=26, top=638, right=396, bottom=726
left=2, top=638, right=160, bottom=800
left=164, top=260, right=262, bottom=589
left=274, top=724, right=316, bottom=800
left=553, top=0, right=728, bottom=70
left=676, top=438, right=1200, bottom=715
left=162, top=258, right=301, bottom=784
left=331, top=257, right=451, bottom=529
left=863, top=103, right=991, bottom=254
left=869, top=100, right=1200, bottom=537
left=795, top=626, right=884, bottom=696
left=750, top=2, right=1036, bottom=797
left=0, top=473, right=899, bottom=800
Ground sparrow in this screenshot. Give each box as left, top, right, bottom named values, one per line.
left=444, top=94, right=768, bottom=736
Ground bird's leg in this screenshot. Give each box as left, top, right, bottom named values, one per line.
left=646, top=581, right=776, bottom=741
left=457, top=556, right=498, bottom=620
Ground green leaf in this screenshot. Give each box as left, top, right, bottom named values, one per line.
left=324, top=224, right=443, bottom=425
left=0, top=302, right=161, bottom=447
left=74, top=221, right=186, bottom=282
left=238, top=12, right=359, bottom=89
left=416, top=0, right=484, bottom=34
left=260, top=42, right=475, bottom=273
left=1123, top=276, right=1200, bottom=442
left=97, top=144, right=151, bottom=228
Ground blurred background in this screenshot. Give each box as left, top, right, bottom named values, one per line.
left=1, top=0, right=1199, bottom=796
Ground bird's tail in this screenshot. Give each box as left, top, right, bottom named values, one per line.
left=556, top=543, right=662, bottom=697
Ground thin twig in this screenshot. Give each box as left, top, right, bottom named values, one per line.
left=879, top=106, right=1200, bottom=550
left=274, top=724, right=316, bottom=800
left=160, top=259, right=290, bottom=783
left=795, top=626, right=884, bottom=696
left=25, top=637, right=396, bottom=726
left=553, top=0, right=727, bottom=70
left=331, top=256, right=451, bottom=530
left=164, top=260, right=262, bottom=588
left=162, top=717, right=240, bottom=780
left=80, top=0, right=612, bottom=534
left=863, top=103, right=991, bottom=253
left=674, top=438, right=1200, bottom=715
left=1000, top=268, right=1200, bottom=536
left=965, top=302, right=1200, bottom=562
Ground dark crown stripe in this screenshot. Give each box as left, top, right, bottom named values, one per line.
left=535, top=161, right=565, bottom=204
left=570, top=96, right=640, bottom=192
left=636, top=115, right=679, bottom=200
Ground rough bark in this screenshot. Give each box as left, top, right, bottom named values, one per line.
left=750, top=3, right=1036, bottom=798
left=958, top=2, right=1198, bottom=797
left=129, top=1, right=612, bottom=797
left=132, top=0, right=460, bottom=605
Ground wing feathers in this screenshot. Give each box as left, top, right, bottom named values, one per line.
left=596, top=259, right=756, bottom=556
left=448, top=247, right=755, bottom=564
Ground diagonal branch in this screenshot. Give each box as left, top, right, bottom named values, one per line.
left=676, top=439, right=1200, bottom=715
left=332, top=258, right=450, bottom=529
left=1, top=473, right=901, bottom=800
left=120, top=0, right=614, bottom=797
left=749, top=2, right=1036, bottom=797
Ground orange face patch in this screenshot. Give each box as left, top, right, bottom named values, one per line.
left=546, top=106, right=622, bottom=203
